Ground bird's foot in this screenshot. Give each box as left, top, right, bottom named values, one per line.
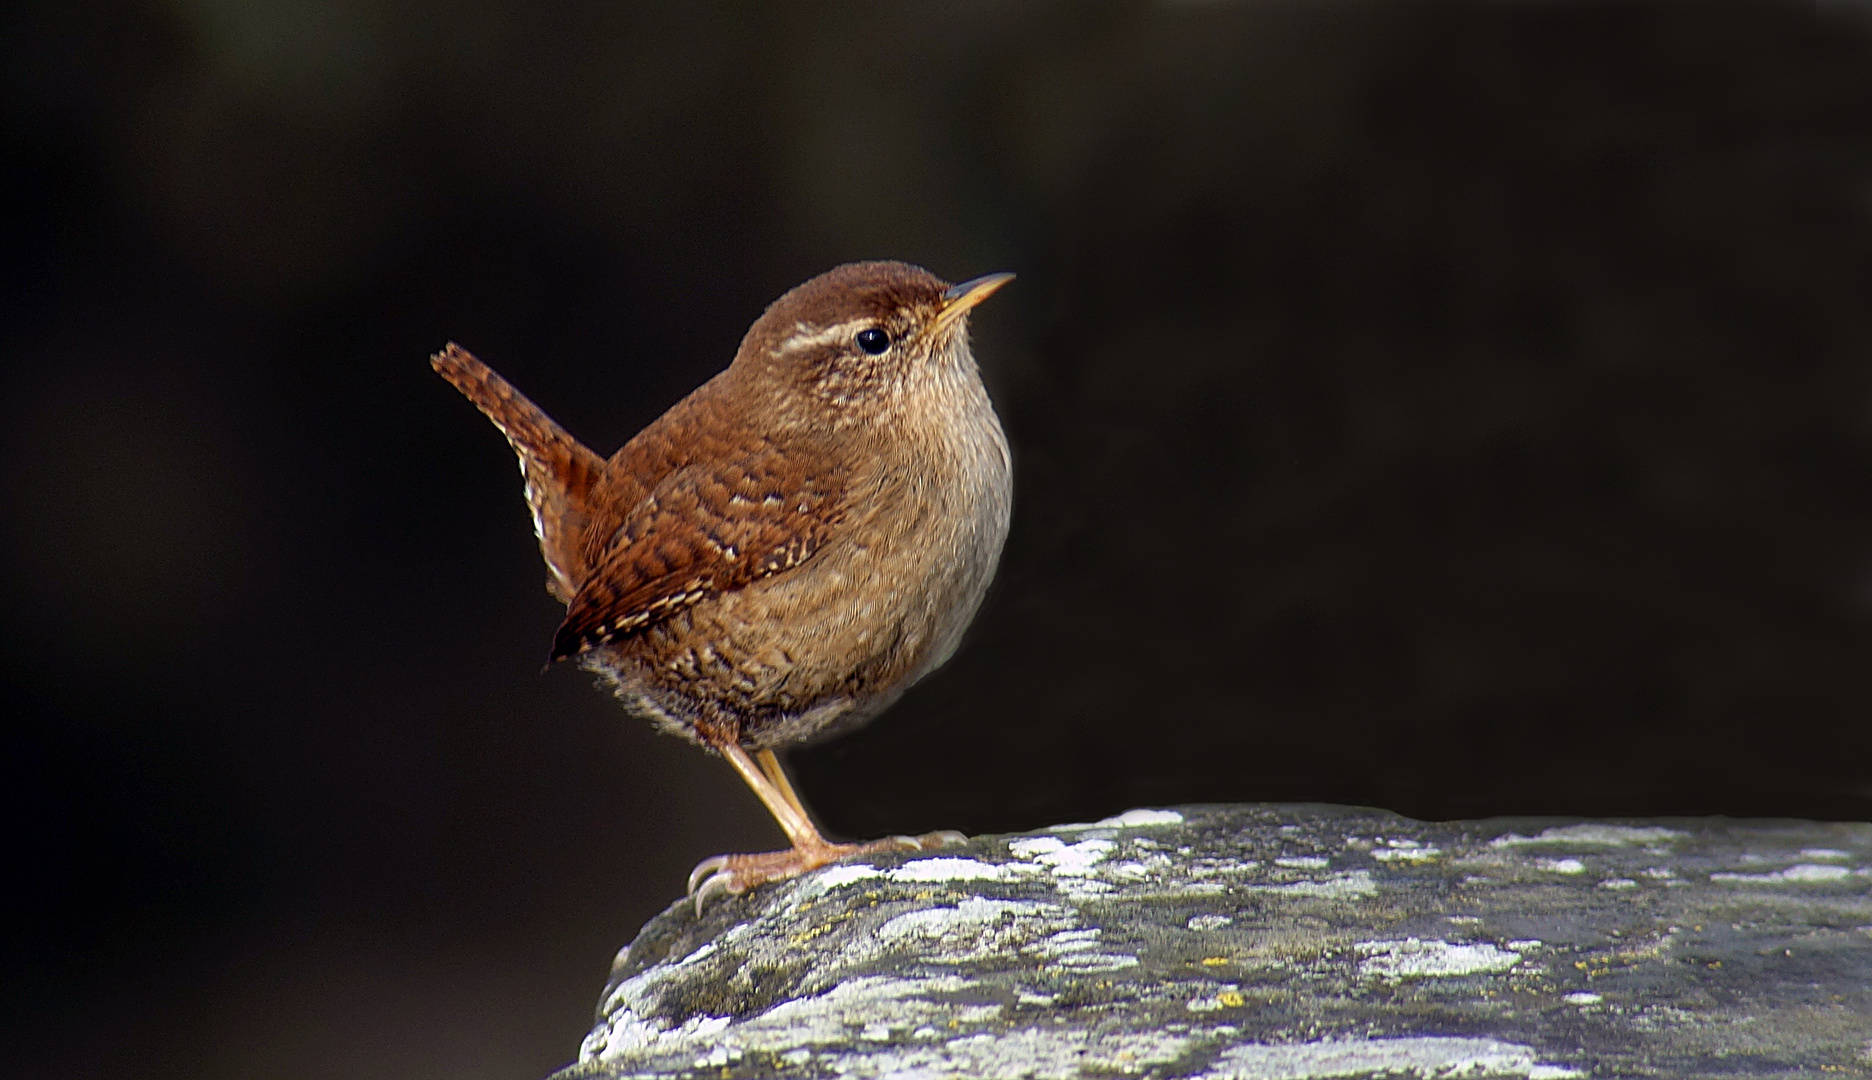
left=688, top=831, right=968, bottom=911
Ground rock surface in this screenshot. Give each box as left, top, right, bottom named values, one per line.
left=552, top=804, right=1872, bottom=1079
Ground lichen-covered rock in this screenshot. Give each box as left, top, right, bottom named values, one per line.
left=551, top=804, right=1872, bottom=1079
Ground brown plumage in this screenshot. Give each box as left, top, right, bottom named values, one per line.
left=433, top=260, right=1013, bottom=899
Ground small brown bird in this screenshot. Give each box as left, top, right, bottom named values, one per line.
left=433, top=261, right=1013, bottom=901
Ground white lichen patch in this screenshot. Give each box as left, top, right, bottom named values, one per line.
left=580, top=1010, right=729, bottom=1062
left=693, top=1040, right=742, bottom=1068
left=743, top=975, right=988, bottom=1052
left=583, top=975, right=966, bottom=1063
left=1372, top=845, right=1443, bottom=863
left=1599, top=878, right=1639, bottom=890
left=1565, top=992, right=1603, bottom=1005
left=1054, top=808, right=1185, bottom=831
left=1007, top=836, right=1115, bottom=876
left=1492, top=824, right=1686, bottom=849
left=591, top=936, right=733, bottom=1042
left=1801, top=848, right=1853, bottom=861
left=984, top=835, right=1192, bottom=898
left=1192, top=857, right=1263, bottom=879
left=1245, top=870, right=1379, bottom=900
left=1710, top=863, right=1856, bottom=884
left=1276, top=856, right=1331, bottom=869
left=1021, top=926, right=1141, bottom=972
left=872, top=896, right=1079, bottom=966
left=785, top=856, right=1042, bottom=904
left=825, top=1026, right=1195, bottom=1079
left=1355, top=938, right=1522, bottom=980
left=1199, top=1036, right=1582, bottom=1079
left=1534, top=857, right=1587, bottom=874
left=1189, top=914, right=1235, bottom=931
left=785, top=862, right=884, bottom=903
left=887, top=857, right=1039, bottom=884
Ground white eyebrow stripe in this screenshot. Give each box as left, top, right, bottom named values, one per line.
left=776, top=317, right=875, bottom=354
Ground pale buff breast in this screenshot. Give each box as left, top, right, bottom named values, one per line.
left=600, top=358, right=1011, bottom=748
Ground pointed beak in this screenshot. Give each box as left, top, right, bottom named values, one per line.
left=934, top=272, right=1015, bottom=331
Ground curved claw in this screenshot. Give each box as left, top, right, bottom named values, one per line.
left=691, top=868, right=739, bottom=915
left=884, top=829, right=969, bottom=852
left=687, top=854, right=730, bottom=896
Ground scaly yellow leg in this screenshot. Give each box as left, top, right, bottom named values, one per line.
left=756, top=748, right=811, bottom=822
left=717, top=742, right=826, bottom=851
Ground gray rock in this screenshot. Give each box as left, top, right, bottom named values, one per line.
left=551, top=804, right=1872, bottom=1079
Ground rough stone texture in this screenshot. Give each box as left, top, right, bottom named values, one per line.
left=552, top=804, right=1872, bottom=1079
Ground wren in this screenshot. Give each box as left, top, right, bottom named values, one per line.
left=433, top=261, right=1013, bottom=901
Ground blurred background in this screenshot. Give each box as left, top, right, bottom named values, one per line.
left=6, top=1, right=1872, bottom=1078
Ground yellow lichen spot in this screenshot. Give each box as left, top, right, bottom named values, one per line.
left=1574, top=960, right=1589, bottom=970
left=1201, top=956, right=1230, bottom=967
left=1218, top=991, right=1246, bottom=1008
left=1707, top=960, right=1722, bottom=969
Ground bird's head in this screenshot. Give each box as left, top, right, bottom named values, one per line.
left=733, top=260, right=1013, bottom=418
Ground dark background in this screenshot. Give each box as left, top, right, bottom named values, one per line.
left=6, top=2, right=1872, bottom=1078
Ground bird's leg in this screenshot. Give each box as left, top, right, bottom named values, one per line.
left=687, top=742, right=967, bottom=907
left=719, top=741, right=822, bottom=849
left=756, top=747, right=810, bottom=822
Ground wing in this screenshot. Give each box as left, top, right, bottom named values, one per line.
left=550, top=439, right=848, bottom=662
left=432, top=343, right=606, bottom=602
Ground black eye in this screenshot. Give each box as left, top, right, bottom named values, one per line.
left=855, top=327, right=890, bottom=355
